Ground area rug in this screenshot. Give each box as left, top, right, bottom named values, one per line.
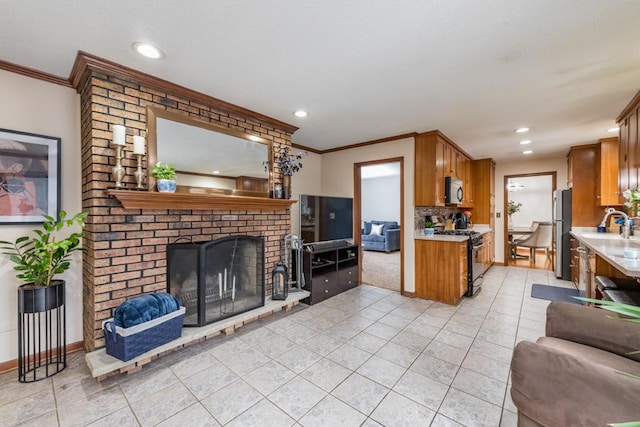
left=531, top=284, right=581, bottom=304
left=361, top=250, right=401, bottom=292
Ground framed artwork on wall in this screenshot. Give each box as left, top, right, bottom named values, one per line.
left=0, top=128, right=61, bottom=224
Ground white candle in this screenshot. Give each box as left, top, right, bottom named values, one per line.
left=133, top=135, right=145, bottom=155
left=232, top=276, right=236, bottom=301
left=218, top=272, right=222, bottom=298
left=113, top=125, right=126, bottom=146
left=224, top=268, right=227, bottom=292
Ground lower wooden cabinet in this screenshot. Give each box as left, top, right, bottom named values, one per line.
left=415, top=239, right=468, bottom=305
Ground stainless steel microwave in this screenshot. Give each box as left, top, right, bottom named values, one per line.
left=445, top=176, right=463, bottom=204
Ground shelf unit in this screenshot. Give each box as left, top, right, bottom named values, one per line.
left=295, top=243, right=359, bottom=305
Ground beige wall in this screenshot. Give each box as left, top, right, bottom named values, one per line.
left=0, top=70, right=82, bottom=364
left=495, top=155, right=568, bottom=263
left=319, top=137, right=416, bottom=292
left=290, top=151, right=322, bottom=237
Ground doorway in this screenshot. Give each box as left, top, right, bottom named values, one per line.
left=354, top=158, right=404, bottom=293
left=504, top=172, right=557, bottom=270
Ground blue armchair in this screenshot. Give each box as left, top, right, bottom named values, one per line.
left=361, top=220, right=401, bottom=252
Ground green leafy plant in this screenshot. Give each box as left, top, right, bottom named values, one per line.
left=424, top=220, right=435, bottom=228
left=0, top=211, right=87, bottom=287
left=151, top=162, right=176, bottom=180
left=508, top=200, right=522, bottom=215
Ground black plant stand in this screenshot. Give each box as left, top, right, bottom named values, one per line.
left=17, top=280, right=66, bottom=382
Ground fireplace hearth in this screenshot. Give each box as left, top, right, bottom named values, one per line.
left=167, top=235, right=265, bottom=327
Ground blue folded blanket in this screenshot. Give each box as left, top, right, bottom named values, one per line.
left=114, top=293, right=181, bottom=328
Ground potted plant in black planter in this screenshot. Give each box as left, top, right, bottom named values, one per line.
left=152, top=161, right=177, bottom=193
left=0, top=210, right=86, bottom=381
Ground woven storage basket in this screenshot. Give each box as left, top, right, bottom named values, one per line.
left=103, top=307, right=185, bottom=361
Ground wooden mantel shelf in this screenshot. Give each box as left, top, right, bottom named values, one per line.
left=106, top=189, right=297, bottom=211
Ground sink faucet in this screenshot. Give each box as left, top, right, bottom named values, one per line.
left=599, top=208, right=631, bottom=239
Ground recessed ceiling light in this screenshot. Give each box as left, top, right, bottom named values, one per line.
left=515, top=127, right=530, bottom=133
left=523, top=150, right=533, bottom=155
left=132, top=42, right=164, bottom=59
left=212, top=170, right=220, bottom=175
left=519, top=140, right=532, bottom=145
left=293, top=110, right=308, bottom=118
left=608, top=127, right=620, bottom=133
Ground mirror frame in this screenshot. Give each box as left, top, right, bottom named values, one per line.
left=146, top=106, right=273, bottom=197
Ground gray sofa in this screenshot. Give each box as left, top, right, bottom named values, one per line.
left=361, top=220, right=400, bottom=252
left=510, top=301, right=640, bottom=426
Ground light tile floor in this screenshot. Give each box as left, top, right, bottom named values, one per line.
left=0, top=266, right=574, bottom=426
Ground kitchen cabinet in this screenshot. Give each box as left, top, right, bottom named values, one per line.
left=570, top=238, right=579, bottom=288
left=463, top=157, right=474, bottom=207
left=567, top=145, right=605, bottom=227
left=617, top=91, right=640, bottom=200
left=597, top=137, right=620, bottom=206
left=415, top=239, right=467, bottom=305
left=482, top=232, right=494, bottom=269
left=415, top=130, right=473, bottom=207
left=471, top=159, right=496, bottom=231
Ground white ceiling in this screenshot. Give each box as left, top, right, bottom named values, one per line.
left=2, top=1, right=640, bottom=162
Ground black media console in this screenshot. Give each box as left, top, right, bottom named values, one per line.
left=294, top=242, right=359, bottom=305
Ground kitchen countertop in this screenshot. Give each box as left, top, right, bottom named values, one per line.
left=571, top=227, right=640, bottom=277
left=414, top=231, right=469, bottom=242
left=472, top=224, right=492, bottom=235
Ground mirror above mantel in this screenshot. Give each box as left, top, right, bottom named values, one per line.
left=146, top=106, right=271, bottom=197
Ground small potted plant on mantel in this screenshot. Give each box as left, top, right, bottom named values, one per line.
left=152, top=162, right=177, bottom=193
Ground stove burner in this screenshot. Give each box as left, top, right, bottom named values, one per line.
left=434, top=229, right=481, bottom=237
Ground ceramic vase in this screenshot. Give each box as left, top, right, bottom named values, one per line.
left=282, top=175, right=291, bottom=199
left=157, top=179, right=176, bottom=193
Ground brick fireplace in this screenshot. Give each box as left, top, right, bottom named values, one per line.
left=71, top=52, right=298, bottom=351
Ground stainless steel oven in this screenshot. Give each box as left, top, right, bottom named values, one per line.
left=469, top=235, right=485, bottom=296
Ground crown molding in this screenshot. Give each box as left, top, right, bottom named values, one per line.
left=0, top=59, right=72, bottom=88
left=320, top=132, right=418, bottom=154
left=69, top=51, right=299, bottom=134
left=617, top=90, right=640, bottom=123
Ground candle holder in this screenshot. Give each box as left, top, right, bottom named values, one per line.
left=134, top=153, right=145, bottom=189
left=112, top=145, right=125, bottom=188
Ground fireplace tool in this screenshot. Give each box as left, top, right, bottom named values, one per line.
left=284, top=234, right=305, bottom=292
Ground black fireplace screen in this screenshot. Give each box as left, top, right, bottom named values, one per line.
left=167, top=235, right=265, bottom=327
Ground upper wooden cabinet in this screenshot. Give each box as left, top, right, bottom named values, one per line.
left=597, top=137, right=620, bottom=206
left=618, top=91, right=640, bottom=200
left=471, top=158, right=495, bottom=230
left=568, top=145, right=607, bottom=226
left=415, top=130, right=473, bottom=207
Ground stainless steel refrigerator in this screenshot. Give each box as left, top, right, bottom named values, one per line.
left=554, top=189, right=572, bottom=280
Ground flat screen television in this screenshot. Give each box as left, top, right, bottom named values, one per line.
left=299, top=194, right=354, bottom=244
